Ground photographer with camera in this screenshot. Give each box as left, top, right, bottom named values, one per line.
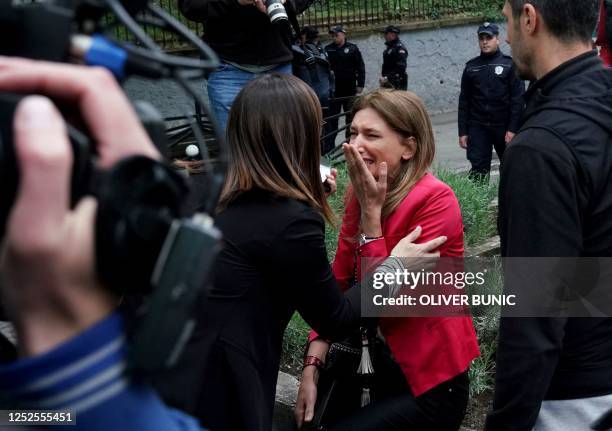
left=179, top=0, right=313, bottom=132
left=0, top=57, right=203, bottom=431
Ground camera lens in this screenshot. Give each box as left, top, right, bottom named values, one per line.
left=265, top=0, right=288, bottom=23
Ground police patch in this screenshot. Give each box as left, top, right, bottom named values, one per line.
left=399, top=50, right=406, bottom=54
left=495, top=66, right=504, bottom=75
left=344, top=48, right=349, bottom=54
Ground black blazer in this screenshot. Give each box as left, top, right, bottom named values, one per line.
left=155, top=188, right=361, bottom=431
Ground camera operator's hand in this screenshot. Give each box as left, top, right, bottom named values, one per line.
left=0, top=58, right=159, bottom=167
left=0, top=58, right=160, bottom=357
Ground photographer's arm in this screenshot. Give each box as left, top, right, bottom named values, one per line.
left=0, top=58, right=203, bottom=430
left=179, top=0, right=264, bottom=21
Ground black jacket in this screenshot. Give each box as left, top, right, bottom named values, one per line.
left=486, top=51, right=612, bottom=431
left=381, top=38, right=407, bottom=81
left=179, top=0, right=311, bottom=65
left=324, top=41, right=365, bottom=96
left=292, top=42, right=331, bottom=81
left=154, top=189, right=361, bottom=431
left=458, top=49, right=524, bottom=136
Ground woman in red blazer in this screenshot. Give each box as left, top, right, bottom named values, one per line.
left=296, top=90, right=480, bottom=430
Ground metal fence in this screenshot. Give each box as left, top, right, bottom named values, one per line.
left=300, top=0, right=480, bottom=30
left=114, top=0, right=488, bottom=51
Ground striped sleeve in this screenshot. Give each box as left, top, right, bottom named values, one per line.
left=0, top=313, right=204, bottom=431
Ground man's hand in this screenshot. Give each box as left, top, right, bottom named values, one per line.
left=379, top=76, right=388, bottom=87
left=1, top=96, right=114, bottom=357
left=459, top=135, right=468, bottom=149
left=0, top=58, right=160, bottom=357
left=505, top=131, right=515, bottom=144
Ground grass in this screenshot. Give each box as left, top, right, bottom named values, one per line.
left=282, top=163, right=501, bottom=397
left=302, top=0, right=505, bottom=23
left=281, top=314, right=311, bottom=374
left=467, top=257, right=502, bottom=396
left=435, top=166, right=499, bottom=247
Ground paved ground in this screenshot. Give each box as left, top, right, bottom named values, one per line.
left=431, top=111, right=471, bottom=171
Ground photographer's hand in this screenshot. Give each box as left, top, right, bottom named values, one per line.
left=0, top=58, right=160, bottom=357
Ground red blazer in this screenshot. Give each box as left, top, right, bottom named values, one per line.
left=598, top=0, right=612, bottom=67
left=316, top=173, right=480, bottom=396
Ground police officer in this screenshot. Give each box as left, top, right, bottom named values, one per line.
left=458, top=23, right=524, bottom=181
left=380, top=25, right=408, bottom=90
left=324, top=25, right=365, bottom=151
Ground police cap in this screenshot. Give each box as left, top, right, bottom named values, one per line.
left=477, top=22, right=499, bottom=36
left=382, top=25, right=400, bottom=34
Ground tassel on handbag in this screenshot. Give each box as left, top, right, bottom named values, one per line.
left=356, top=327, right=374, bottom=407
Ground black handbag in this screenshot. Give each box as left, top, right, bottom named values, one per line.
left=303, top=327, right=406, bottom=430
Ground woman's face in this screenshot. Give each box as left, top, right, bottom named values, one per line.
left=348, top=107, right=415, bottom=179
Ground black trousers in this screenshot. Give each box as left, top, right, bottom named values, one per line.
left=467, top=124, right=506, bottom=181
left=325, top=95, right=356, bottom=154
left=327, top=371, right=469, bottom=431
left=390, top=73, right=408, bottom=91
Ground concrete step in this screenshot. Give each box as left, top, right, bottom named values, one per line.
left=465, top=235, right=501, bottom=257
left=273, top=371, right=299, bottom=431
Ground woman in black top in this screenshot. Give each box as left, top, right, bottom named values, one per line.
left=155, top=73, right=442, bottom=431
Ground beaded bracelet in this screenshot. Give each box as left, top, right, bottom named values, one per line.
left=303, top=355, right=325, bottom=371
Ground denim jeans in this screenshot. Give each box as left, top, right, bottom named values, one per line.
left=207, top=62, right=292, bottom=133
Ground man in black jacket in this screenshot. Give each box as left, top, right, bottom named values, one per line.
left=179, top=0, right=312, bottom=131
left=380, top=25, right=408, bottom=90
left=458, top=23, right=524, bottom=181
left=486, top=1, right=612, bottom=430
left=324, top=25, right=365, bottom=151
left=293, top=27, right=335, bottom=153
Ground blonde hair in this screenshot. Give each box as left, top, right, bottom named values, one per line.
left=350, top=89, right=436, bottom=218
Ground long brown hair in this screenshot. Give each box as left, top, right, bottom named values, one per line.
left=218, top=73, right=334, bottom=223
left=350, top=89, right=436, bottom=219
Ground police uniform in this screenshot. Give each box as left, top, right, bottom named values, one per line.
left=323, top=25, right=366, bottom=153
left=458, top=23, right=525, bottom=180
left=381, top=26, right=408, bottom=90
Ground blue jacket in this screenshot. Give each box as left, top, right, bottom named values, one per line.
left=0, top=313, right=204, bottom=431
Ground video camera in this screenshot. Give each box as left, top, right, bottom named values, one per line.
left=0, top=0, right=226, bottom=373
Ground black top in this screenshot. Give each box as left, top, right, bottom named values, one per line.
left=324, top=41, right=365, bottom=96
left=381, top=38, right=408, bottom=80
left=486, top=51, right=612, bottom=430
left=458, top=49, right=524, bottom=136
left=155, top=189, right=361, bottom=431
left=178, top=0, right=312, bottom=65
left=292, top=42, right=333, bottom=93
